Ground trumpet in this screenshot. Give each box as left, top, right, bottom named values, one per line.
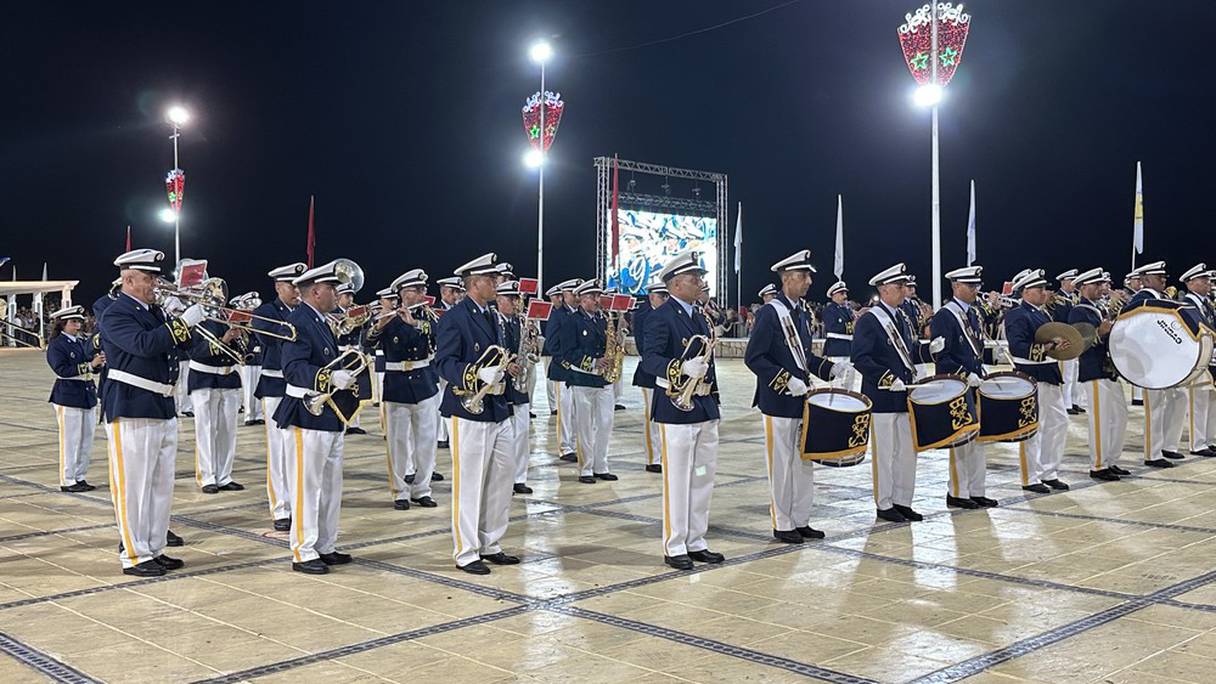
left=456, top=345, right=514, bottom=415
left=667, top=331, right=718, bottom=412
left=328, top=305, right=372, bottom=337
left=304, top=348, right=372, bottom=422
left=155, top=278, right=297, bottom=342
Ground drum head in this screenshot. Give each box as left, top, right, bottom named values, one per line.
left=979, top=372, right=1035, bottom=400
left=806, top=389, right=870, bottom=413
left=909, top=376, right=967, bottom=405
left=1111, top=308, right=1204, bottom=389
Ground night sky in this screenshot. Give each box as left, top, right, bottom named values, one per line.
left=3, top=0, right=1215, bottom=307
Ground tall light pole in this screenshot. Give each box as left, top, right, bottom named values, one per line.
left=166, top=105, right=190, bottom=264
left=528, top=40, right=552, bottom=295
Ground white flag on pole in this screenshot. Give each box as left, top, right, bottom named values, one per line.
left=833, top=194, right=844, bottom=279
left=33, top=262, right=46, bottom=318
left=966, top=180, right=976, bottom=266
left=1132, top=161, right=1144, bottom=257
left=733, top=202, right=742, bottom=274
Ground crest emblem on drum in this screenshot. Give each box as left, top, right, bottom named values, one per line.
left=848, top=413, right=872, bottom=448
left=949, top=396, right=976, bottom=430
left=1018, top=397, right=1037, bottom=427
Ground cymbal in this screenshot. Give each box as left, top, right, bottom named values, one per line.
left=1035, top=322, right=1084, bottom=360
left=1072, top=322, right=1098, bottom=352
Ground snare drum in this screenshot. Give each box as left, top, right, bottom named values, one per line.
left=800, top=388, right=872, bottom=466
left=907, top=375, right=979, bottom=451
left=976, top=371, right=1038, bottom=443
left=1110, top=305, right=1214, bottom=389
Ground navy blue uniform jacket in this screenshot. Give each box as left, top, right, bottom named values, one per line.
left=639, top=298, right=720, bottom=424
left=1068, top=300, right=1117, bottom=382
left=560, top=309, right=611, bottom=389
left=372, top=313, right=440, bottom=404
left=252, top=298, right=293, bottom=399
left=47, top=333, right=98, bottom=408
left=542, top=304, right=574, bottom=382
left=1004, top=301, right=1062, bottom=384
left=100, top=293, right=191, bottom=421
left=273, top=303, right=350, bottom=432
left=744, top=295, right=835, bottom=419
left=630, top=301, right=657, bottom=389
left=821, top=301, right=855, bottom=357
left=851, top=302, right=930, bottom=413
left=434, top=297, right=512, bottom=423
left=929, top=300, right=986, bottom=377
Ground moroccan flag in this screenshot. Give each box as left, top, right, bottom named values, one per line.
left=306, top=195, right=316, bottom=267
left=125, top=225, right=131, bottom=251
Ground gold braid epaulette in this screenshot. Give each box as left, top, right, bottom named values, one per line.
left=76, top=362, right=91, bottom=375
left=314, top=368, right=333, bottom=393
left=878, top=370, right=896, bottom=389
left=462, top=362, right=479, bottom=392
left=165, top=318, right=190, bottom=345
left=769, top=369, right=791, bottom=393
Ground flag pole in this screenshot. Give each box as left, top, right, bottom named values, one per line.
left=733, top=202, right=742, bottom=313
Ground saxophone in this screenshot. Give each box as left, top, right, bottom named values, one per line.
left=514, top=316, right=541, bottom=392
left=602, top=311, right=625, bottom=384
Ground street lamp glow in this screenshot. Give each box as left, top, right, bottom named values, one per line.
left=912, top=84, right=943, bottom=107
left=523, top=149, right=544, bottom=168
left=166, top=105, right=190, bottom=127
left=529, top=40, right=553, bottom=64
left=159, top=208, right=178, bottom=223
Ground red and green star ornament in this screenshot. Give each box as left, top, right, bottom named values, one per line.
left=165, top=168, right=185, bottom=211
left=898, top=2, right=972, bottom=86
left=521, top=90, right=565, bottom=152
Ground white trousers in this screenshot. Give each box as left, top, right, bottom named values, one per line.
left=613, top=375, right=624, bottom=402
left=192, top=387, right=240, bottom=488
left=526, top=362, right=539, bottom=404
left=763, top=415, right=814, bottom=531
left=1019, top=383, right=1067, bottom=484
left=239, top=365, right=263, bottom=421
left=286, top=427, right=344, bottom=563
left=556, top=381, right=578, bottom=456
left=545, top=373, right=558, bottom=413
left=262, top=397, right=292, bottom=521
left=572, top=385, right=614, bottom=476
left=373, top=370, right=384, bottom=404
left=659, top=420, right=719, bottom=557
left=870, top=413, right=917, bottom=510
left=947, top=439, right=986, bottom=499
left=1061, top=359, right=1079, bottom=408
left=436, top=378, right=449, bottom=442
left=511, top=402, right=531, bottom=484
left=175, top=365, right=192, bottom=413
left=640, top=388, right=662, bottom=466
left=1087, top=379, right=1128, bottom=470
left=106, top=417, right=176, bottom=568
left=1189, top=384, right=1216, bottom=451
left=54, top=404, right=96, bottom=486
left=449, top=416, right=514, bottom=567
left=1144, top=387, right=1187, bottom=459
left=383, top=393, right=440, bottom=501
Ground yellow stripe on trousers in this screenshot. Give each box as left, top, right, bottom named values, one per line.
left=948, top=448, right=959, bottom=497
left=450, top=417, right=464, bottom=559
left=56, top=405, right=66, bottom=486
left=763, top=415, right=777, bottom=529
left=869, top=422, right=880, bottom=505
left=659, top=424, right=672, bottom=550
left=263, top=399, right=277, bottom=510
left=642, top=389, right=654, bottom=465
left=109, top=420, right=137, bottom=563
left=293, top=427, right=305, bottom=562
left=382, top=402, right=396, bottom=497
left=1144, top=390, right=1152, bottom=458
left=1018, top=442, right=1030, bottom=486
left=1093, top=381, right=1103, bottom=468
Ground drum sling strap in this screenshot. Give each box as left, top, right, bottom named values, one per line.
left=767, top=299, right=808, bottom=374
left=869, top=305, right=916, bottom=376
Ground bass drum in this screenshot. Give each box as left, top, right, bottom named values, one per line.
left=800, top=388, right=872, bottom=467
left=1110, top=304, right=1214, bottom=390
left=907, top=374, right=979, bottom=452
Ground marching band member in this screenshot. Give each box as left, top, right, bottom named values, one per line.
left=640, top=251, right=724, bottom=570
left=1180, top=264, right=1216, bottom=457
left=545, top=278, right=582, bottom=462
left=542, top=285, right=564, bottom=413
left=1005, top=268, right=1071, bottom=492
left=92, top=278, right=122, bottom=425
left=632, top=280, right=669, bottom=473
left=47, top=305, right=103, bottom=491
left=1123, top=261, right=1186, bottom=467
left=157, top=270, right=194, bottom=419
left=1123, top=272, right=1145, bottom=406
left=253, top=262, right=305, bottom=531
left=852, top=263, right=942, bottom=522
left=102, top=248, right=204, bottom=576
left=930, top=266, right=996, bottom=508
left=745, top=249, right=848, bottom=543
left=900, top=275, right=933, bottom=379
left=822, top=281, right=857, bottom=389
left=273, top=260, right=358, bottom=574
left=495, top=280, right=534, bottom=493
left=1069, top=267, right=1129, bottom=480
left=370, top=286, right=398, bottom=410
left=434, top=276, right=464, bottom=449
left=604, top=286, right=628, bottom=410
left=435, top=253, right=520, bottom=575
left=560, top=279, right=618, bottom=484
left=1053, top=269, right=1084, bottom=414
left=368, top=269, right=441, bottom=510
left=758, top=283, right=777, bottom=305
left=188, top=293, right=245, bottom=494
left=335, top=283, right=368, bottom=435
left=232, top=292, right=264, bottom=426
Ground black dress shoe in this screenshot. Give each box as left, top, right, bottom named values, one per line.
left=153, top=554, right=184, bottom=570
left=1022, top=483, right=1051, bottom=494
left=431, top=472, right=444, bottom=481
left=1066, top=407, right=1079, bottom=416
left=458, top=560, right=491, bottom=575
left=970, top=496, right=999, bottom=508
left=529, top=412, right=536, bottom=419
left=614, top=404, right=626, bottom=411
left=404, top=474, right=416, bottom=485
left=688, top=549, right=725, bottom=564
left=594, top=472, right=618, bottom=481
left=893, top=504, right=923, bottom=522
left=645, top=464, right=662, bottom=473
left=550, top=410, right=558, bottom=416
left=1161, top=450, right=1185, bottom=460
left=946, top=495, right=979, bottom=509
left=292, top=559, right=329, bottom=574
left=1110, top=465, right=1132, bottom=475
left=166, top=530, right=184, bottom=547
left=273, top=518, right=291, bottom=532
left=773, top=529, right=804, bottom=544
left=795, top=526, right=825, bottom=539
left=1190, top=448, right=1216, bottom=457
left=437, top=440, right=449, bottom=449
left=877, top=507, right=907, bottom=523
left=481, top=552, right=520, bottom=565
left=513, top=483, right=533, bottom=495
left=1072, top=405, right=1086, bottom=414
left=1043, top=479, right=1070, bottom=491
left=201, top=484, right=220, bottom=494
left=577, top=475, right=597, bottom=484
left=345, top=426, right=367, bottom=435
left=1131, top=399, right=1144, bottom=406
left=559, top=452, right=578, bottom=462
left=219, top=481, right=245, bottom=491
left=320, top=551, right=352, bottom=565
left=1144, top=458, right=1175, bottom=468
left=77, top=480, right=97, bottom=491
left=60, top=482, right=90, bottom=493
left=664, top=555, right=694, bottom=570
left=123, top=560, right=165, bottom=577
left=1090, top=468, right=1120, bottom=481
left=410, top=496, right=437, bottom=508
left=394, top=499, right=411, bottom=510
left=181, top=411, right=194, bottom=418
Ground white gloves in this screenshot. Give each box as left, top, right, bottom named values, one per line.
left=966, top=372, right=983, bottom=388
left=682, top=358, right=709, bottom=379
left=786, top=377, right=808, bottom=396
left=180, top=304, right=206, bottom=328
left=331, top=370, right=356, bottom=390
left=888, top=378, right=907, bottom=392
left=929, top=336, right=946, bottom=354
left=829, top=361, right=853, bottom=380
left=477, top=366, right=504, bottom=385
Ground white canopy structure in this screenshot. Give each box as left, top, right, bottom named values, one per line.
left=0, top=280, right=79, bottom=349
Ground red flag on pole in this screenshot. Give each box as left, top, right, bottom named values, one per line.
left=610, top=154, right=620, bottom=280
left=124, top=225, right=131, bottom=251
left=306, top=195, right=316, bottom=267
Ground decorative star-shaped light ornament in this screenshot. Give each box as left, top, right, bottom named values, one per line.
left=897, top=3, right=972, bottom=86
left=910, top=51, right=929, bottom=71
left=940, top=46, right=958, bottom=67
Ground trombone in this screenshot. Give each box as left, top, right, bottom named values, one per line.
left=154, top=278, right=297, bottom=342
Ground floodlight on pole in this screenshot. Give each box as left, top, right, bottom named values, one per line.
left=523, top=149, right=544, bottom=168
left=159, top=208, right=178, bottom=224
left=912, top=83, right=943, bottom=107
left=166, top=105, right=190, bottom=127
left=529, top=40, right=552, bottom=64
